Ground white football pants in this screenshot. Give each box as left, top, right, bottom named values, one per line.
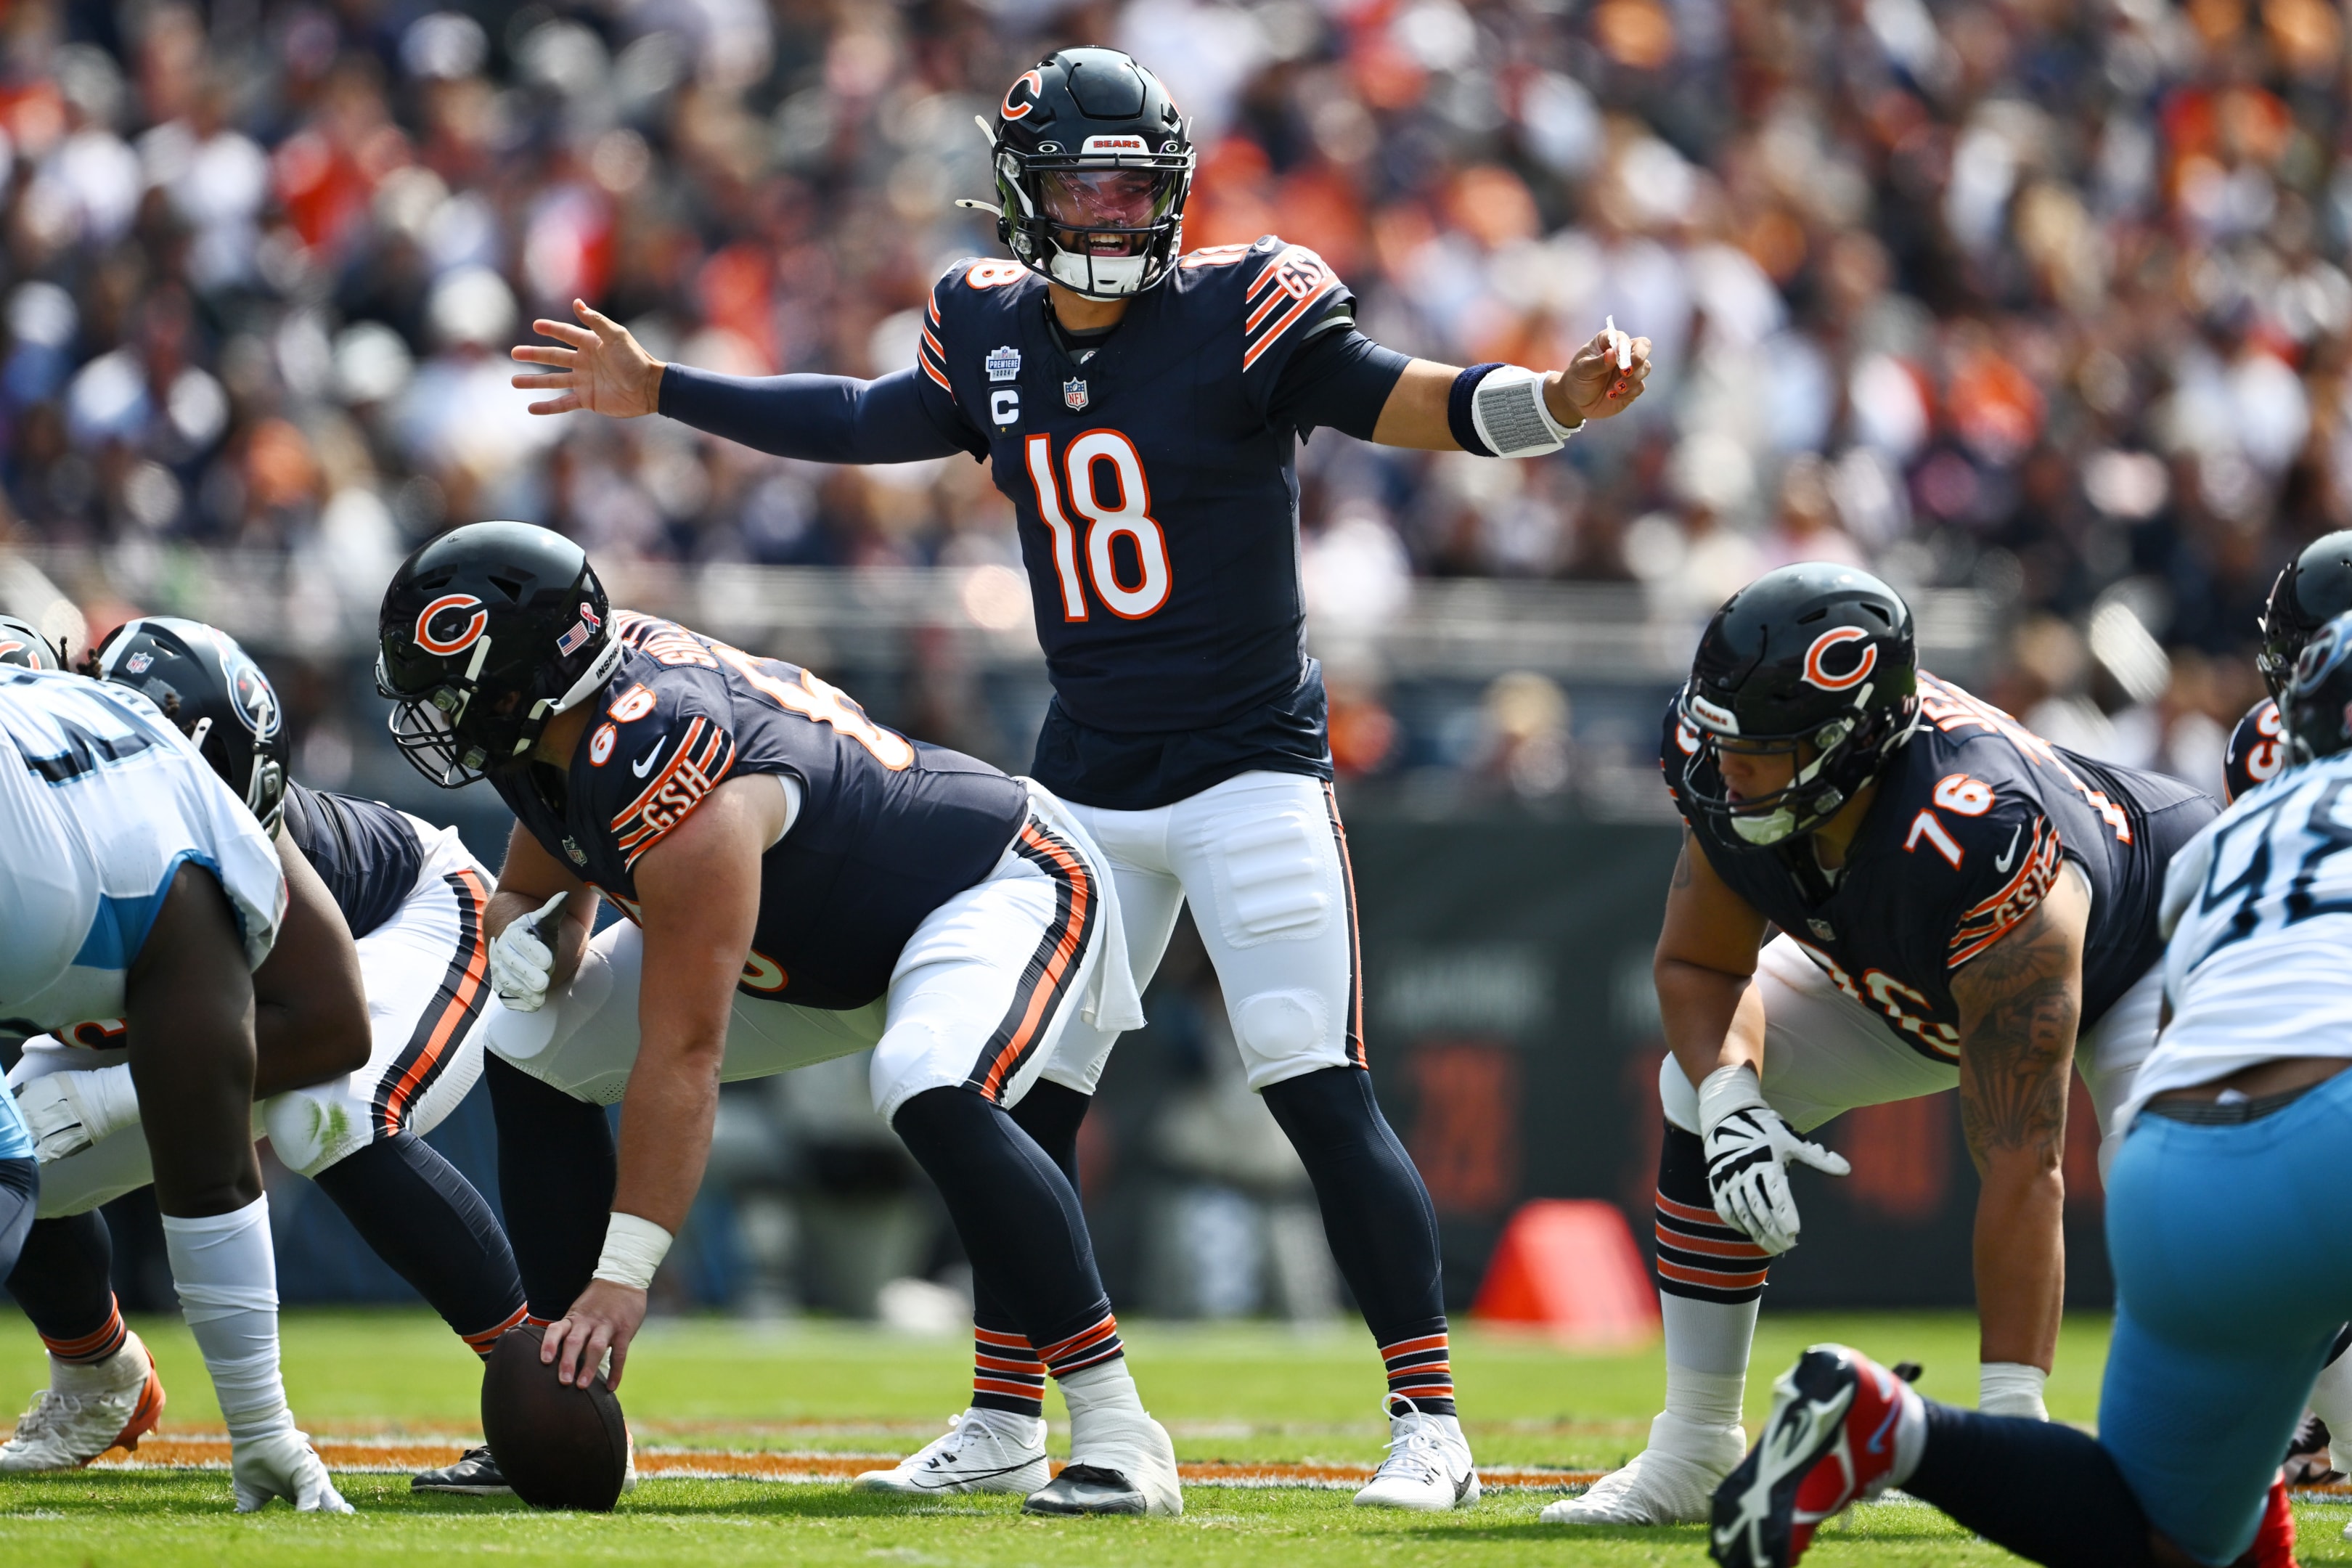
left=1042, top=769, right=1363, bottom=1095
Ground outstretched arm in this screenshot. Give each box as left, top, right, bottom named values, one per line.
left=1370, top=327, right=1654, bottom=450
left=1951, top=865, right=2090, bottom=1377
left=511, top=300, right=972, bottom=463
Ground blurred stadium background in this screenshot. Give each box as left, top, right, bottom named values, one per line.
left=0, top=0, right=2319, bottom=1329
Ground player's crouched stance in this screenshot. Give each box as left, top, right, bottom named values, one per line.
left=377, top=523, right=1178, bottom=1516
left=1706, top=621, right=2352, bottom=1568
left=0, top=652, right=346, bottom=1512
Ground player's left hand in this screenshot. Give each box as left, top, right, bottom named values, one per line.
left=1549, top=326, right=1653, bottom=425
left=544, top=1279, right=647, bottom=1392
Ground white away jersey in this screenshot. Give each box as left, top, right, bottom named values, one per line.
left=2129, top=749, right=2352, bottom=1127
left=0, top=669, right=285, bottom=1035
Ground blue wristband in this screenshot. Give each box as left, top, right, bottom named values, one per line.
left=1447, top=363, right=1505, bottom=456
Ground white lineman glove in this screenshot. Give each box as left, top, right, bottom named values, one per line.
left=1697, top=1063, right=1850, bottom=1255
left=489, top=892, right=568, bottom=1013
left=232, top=1426, right=352, bottom=1514
left=15, top=1062, right=142, bottom=1163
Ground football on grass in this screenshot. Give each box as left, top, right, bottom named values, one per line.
left=480, top=1324, right=629, bottom=1511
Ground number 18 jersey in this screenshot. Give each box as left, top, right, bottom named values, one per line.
left=2136, top=750, right=2352, bottom=1122
left=915, top=238, right=1360, bottom=810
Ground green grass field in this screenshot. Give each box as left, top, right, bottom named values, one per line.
left=0, top=1307, right=2341, bottom=1565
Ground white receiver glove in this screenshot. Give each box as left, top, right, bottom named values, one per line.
left=489, top=892, right=568, bottom=1013
left=231, top=1425, right=353, bottom=1514
left=1697, top=1063, right=1850, bottom=1255
left=15, top=1062, right=142, bottom=1163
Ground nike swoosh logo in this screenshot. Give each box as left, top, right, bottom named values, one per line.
left=1866, top=1397, right=1900, bottom=1455
left=631, top=740, right=668, bottom=778
left=1454, top=1469, right=1474, bottom=1501
left=1993, top=824, right=2022, bottom=873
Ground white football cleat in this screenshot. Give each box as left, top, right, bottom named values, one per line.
left=1354, top=1395, right=1479, bottom=1511
left=0, top=1332, right=168, bottom=1471
left=1023, top=1406, right=1181, bottom=1516
left=853, top=1408, right=1049, bottom=1496
left=232, top=1426, right=352, bottom=1514
left=1540, top=1413, right=1747, bottom=1524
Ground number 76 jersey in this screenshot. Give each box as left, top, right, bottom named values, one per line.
left=488, top=613, right=1030, bottom=1011
left=912, top=238, right=1352, bottom=740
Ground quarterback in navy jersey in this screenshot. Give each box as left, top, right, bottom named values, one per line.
left=509, top=44, right=1655, bottom=1510
left=2, top=620, right=528, bottom=1490
left=379, top=523, right=1186, bottom=1516
left=1546, top=565, right=2216, bottom=1530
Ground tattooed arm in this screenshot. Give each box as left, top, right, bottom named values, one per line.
left=1655, top=829, right=1775, bottom=1093
left=1950, top=864, right=2090, bottom=1373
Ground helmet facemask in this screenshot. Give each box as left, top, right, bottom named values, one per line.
left=995, top=144, right=1191, bottom=300
left=377, top=632, right=621, bottom=788
left=1677, top=683, right=1918, bottom=849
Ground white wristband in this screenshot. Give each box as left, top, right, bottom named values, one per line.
left=1696, top=1062, right=1768, bottom=1137
left=1977, top=1360, right=2049, bottom=1419
left=591, top=1212, right=672, bottom=1291
left=1470, top=365, right=1577, bottom=458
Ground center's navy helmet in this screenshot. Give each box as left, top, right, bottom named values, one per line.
left=376, top=521, right=621, bottom=787
left=96, top=616, right=290, bottom=830
left=1676, top=564, right=1921, bottom=849
left=980, top=47, right=1193, bottom=301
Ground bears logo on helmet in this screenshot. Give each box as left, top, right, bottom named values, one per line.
left=416, top=593, right=490, bottom=657
left=1801, top=626, right=1877, bottom=693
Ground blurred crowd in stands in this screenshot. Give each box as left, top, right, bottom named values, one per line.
left=0, top=0, right=2342, bottom=798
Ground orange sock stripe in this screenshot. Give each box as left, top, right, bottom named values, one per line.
left=973, top=1326, right=1038, bottom=1350
left=975, top=1352, right=1047, bottom=1375
left=972, top=1377, right=1045, bottom=1402
left=1657, top=1257, right=1771, bottom=1291
left=42, top=1302, right=127, bottom=1363
left=1379, top=1333, right=1450, bottom=1359
left=1656, top=1222, right=1770, bottom=1260
left=460, top=1304, right=531, bottom=1355
left=1048, top=1340, right=1126, bottom=1376
left=1034, top=1315, right=1119, bottom=1365
left=1655, top=1191, right=1728, bottom=1227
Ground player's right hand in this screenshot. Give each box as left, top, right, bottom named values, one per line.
left=1696, top=1063, right=1850, bottom=1254
left=510, top=300, right=664, bottom=419
left=489, top=892, right=568, bottom=1013
left=231, top=1426, right=354, bottom=1514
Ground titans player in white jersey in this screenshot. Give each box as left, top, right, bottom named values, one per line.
left=1, top=621, right=528, bottom=1487
left=1703, top=615, right=2352, bottom=1568
left=0, top=654, right=345, bottom=1512
left=509, top=44, right=1654, bottom=1510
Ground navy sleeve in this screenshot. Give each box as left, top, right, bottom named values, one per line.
left=657, top=364, right=985, bottom=463
left=1263, top=314, right=1412, bottom=441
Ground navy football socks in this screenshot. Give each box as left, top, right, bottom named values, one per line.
left=966, top=1082, right=1090, bottom=1418
left=4, top=1211, right=122, bottom=1360
left=483, top=1053, right=616, bottom=1318
left=1903, top=1400, right=2157, bottom=1567
left=311, top=1130, right=529, bottom=1357
left=1260, top=1066, right=1455, bottom=1415
left=892, top=1086, right=1123, bottom=1382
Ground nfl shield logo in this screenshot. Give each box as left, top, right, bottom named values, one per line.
left=124, top=651, right=153, bottom=674
left=1063, top=377, right=1089, bottom=411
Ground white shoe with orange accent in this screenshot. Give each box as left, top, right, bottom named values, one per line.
left=0, top=1331, right=168, bottom=1471
left=853, top=1409, right=1050, bottom=1495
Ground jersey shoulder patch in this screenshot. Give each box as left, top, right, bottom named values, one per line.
left=2222, top=698, right=2284, bottom=806
left=923, top=258, right=1037, bottom=397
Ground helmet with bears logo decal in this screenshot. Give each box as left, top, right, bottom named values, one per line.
left=376, top=521, right=620, bottom=787
left=2283, top=610, right=2352, bottom=764
left=0, top=613, right=58, bottom=669
left=95, top=617, right=290, bottom=831
left=979, top=47, right=1193, bottom=301
left=1675, top=563, right=1920, bottom=849
left=2258, top=530, right=2352, bottom=702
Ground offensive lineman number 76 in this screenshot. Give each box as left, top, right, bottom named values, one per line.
left=1023, top=431, right=1172, bottom=621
